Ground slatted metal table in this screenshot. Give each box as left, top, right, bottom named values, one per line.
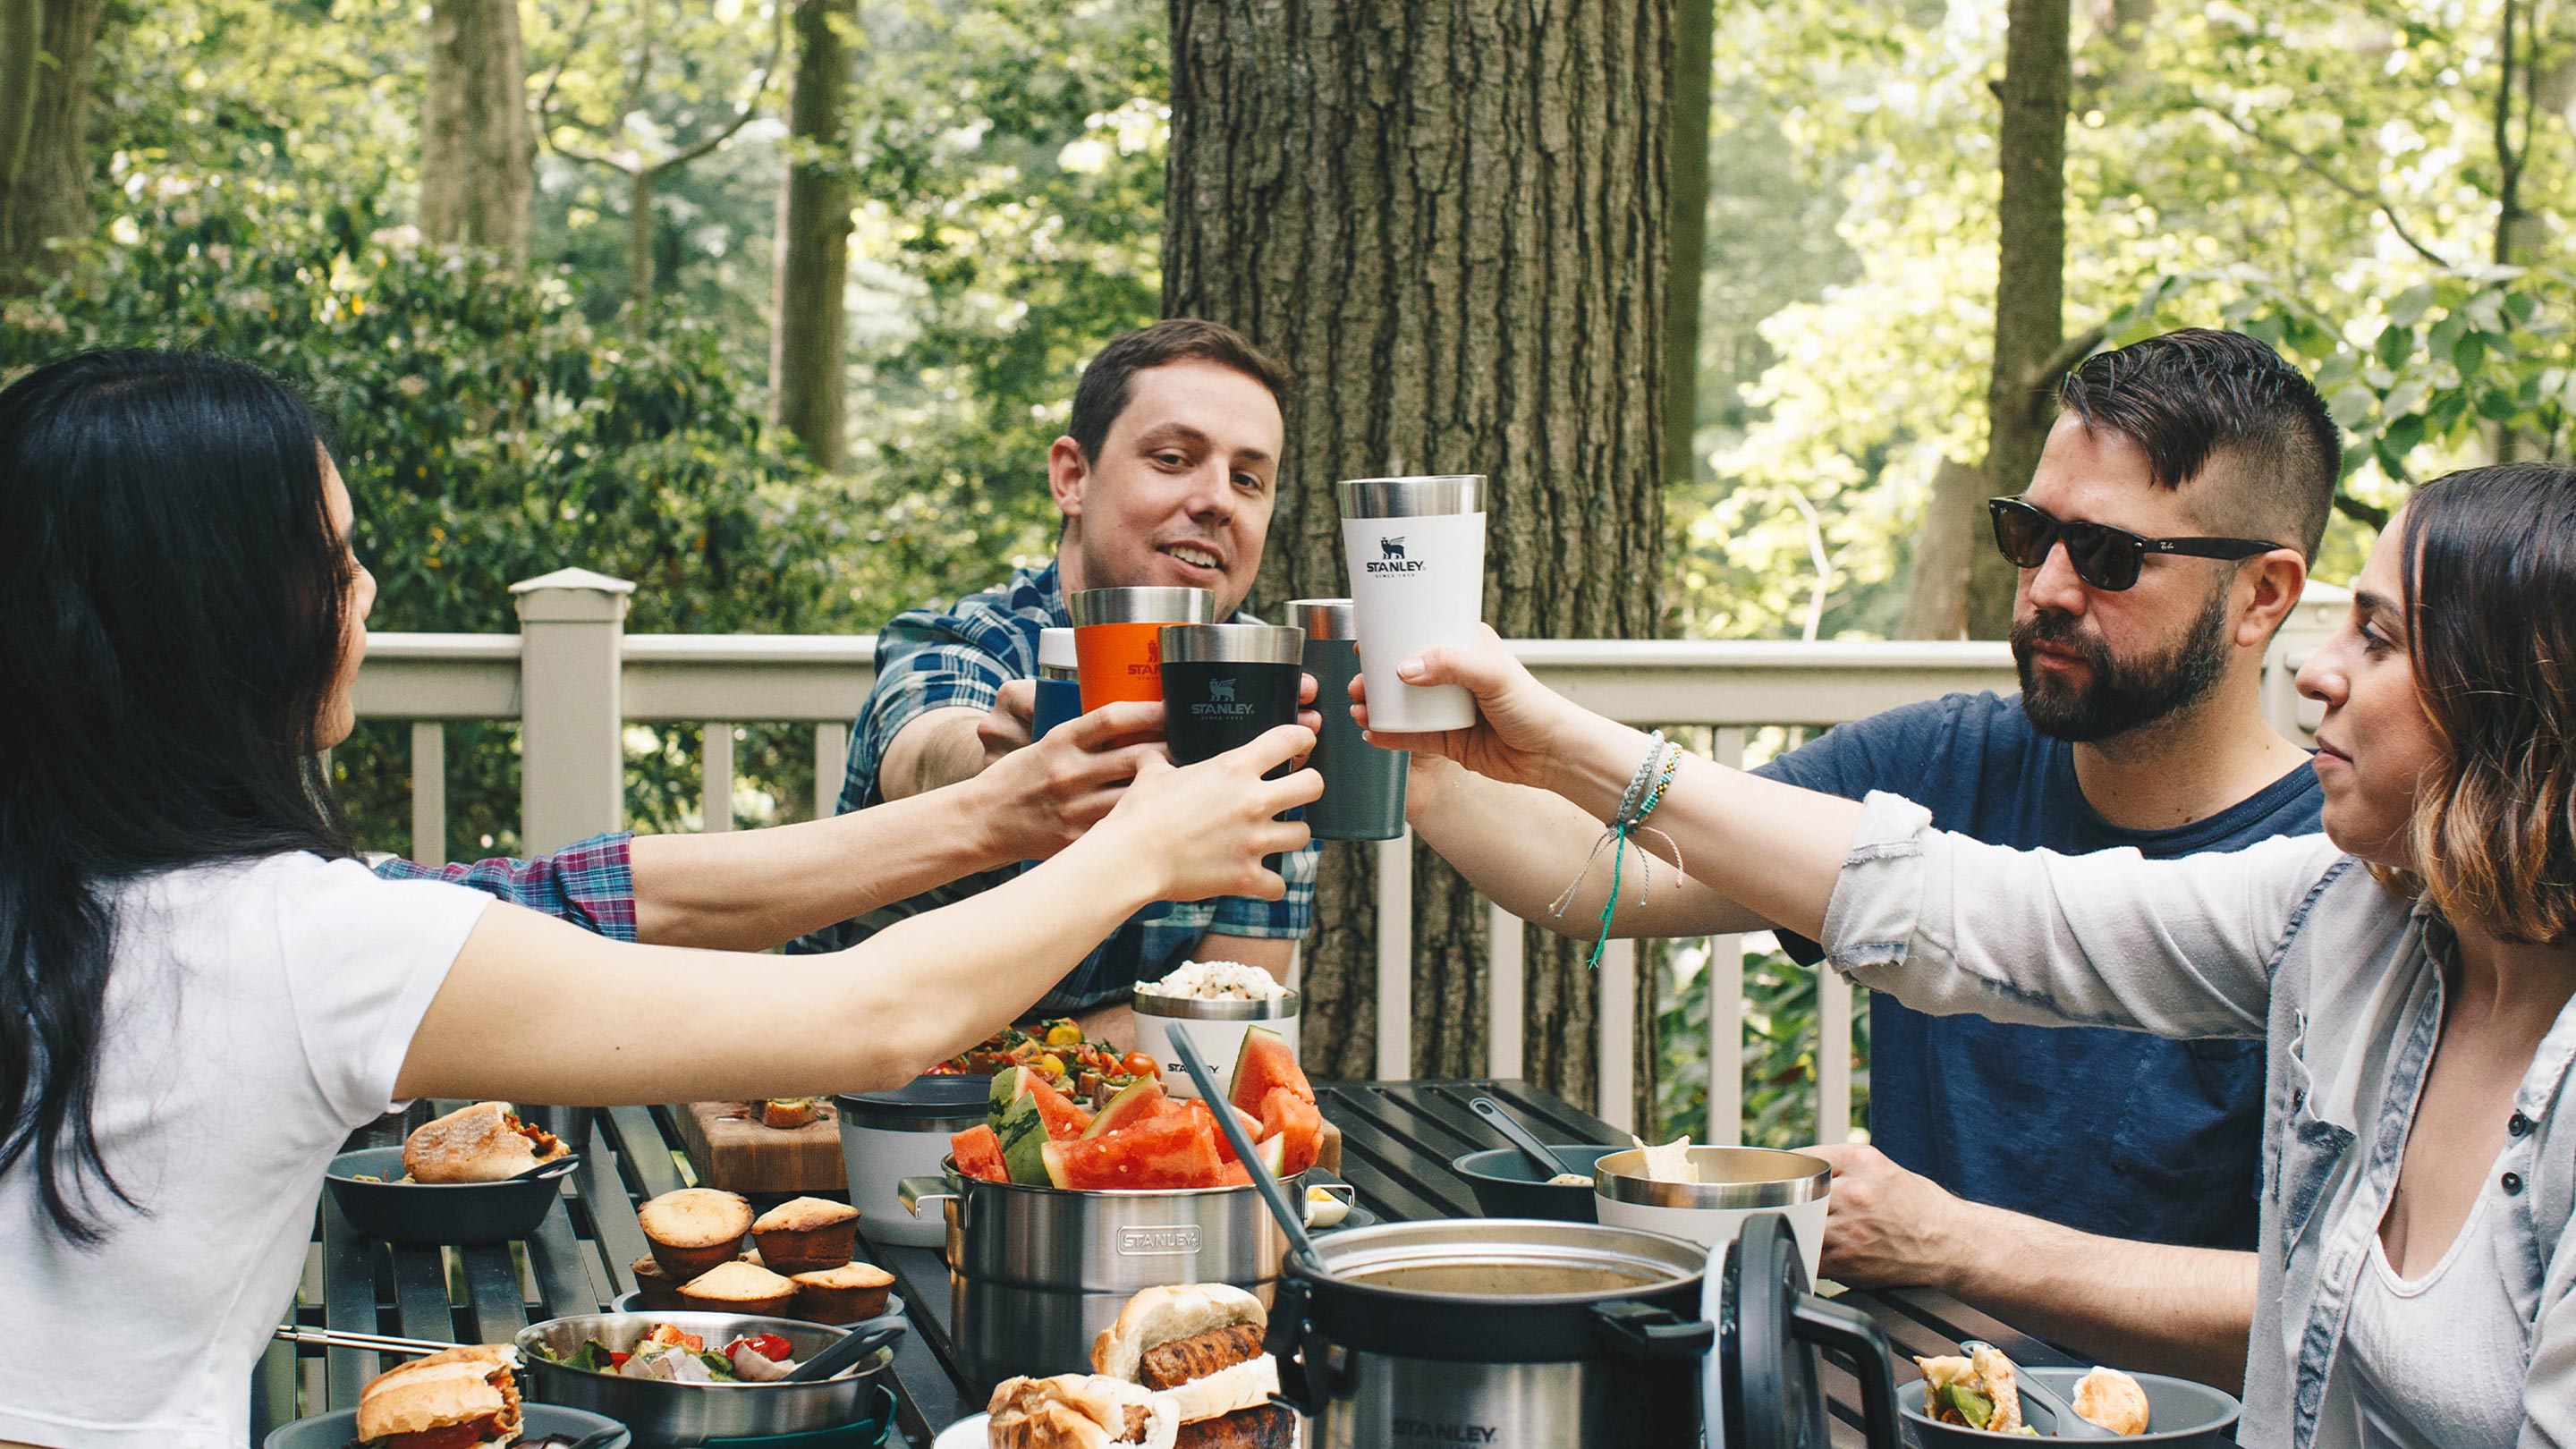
left=259, top=1084, right=2101, bottom=1448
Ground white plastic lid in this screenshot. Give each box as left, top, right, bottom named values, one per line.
left=1038, top=627, right=1077, bottom=670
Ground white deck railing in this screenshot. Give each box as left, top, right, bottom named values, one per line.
left=353, top=567, right=2342, bottom=1140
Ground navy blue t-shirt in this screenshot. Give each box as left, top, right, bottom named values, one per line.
left=1754, top=691, right=2322, bottom=1250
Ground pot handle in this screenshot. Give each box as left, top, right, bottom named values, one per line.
left=1791, top=1295, right=1902, bottom=1449
left=895, top=1175, right=957, bottom=1217
left=1592, top=1301, right=1716, bottom=1360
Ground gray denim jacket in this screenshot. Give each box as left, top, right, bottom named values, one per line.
left=1819, top=792, right=2576, bottom=1449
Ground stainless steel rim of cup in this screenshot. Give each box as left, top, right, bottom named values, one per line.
left=1285, top=597, right=1357, bottom=640
left=1131, top=989, right=1301, bottom=1020
left=1337, top=475, right=1487, bottom=518
left=1066, top=586, right=1218, bottom=626
left=1157, top=623, right=1307, bottom=665
left=1589, top=1146, right=1831, bottom=1208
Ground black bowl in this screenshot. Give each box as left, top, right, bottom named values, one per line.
left=326, top=1146, right=566, bottom=1245
left=265, top=1401, right=628, bottom=1448
left=1452, top=1144, right=1620, bottom=1222
left=1899, top=1365, right=2241, bottom=1446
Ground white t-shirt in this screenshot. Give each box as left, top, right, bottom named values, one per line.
left=0, top=854, right=490, bottom=1449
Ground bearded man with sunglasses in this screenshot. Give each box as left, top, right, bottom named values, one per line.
left=1405, top=328, right=2336, bottom=1387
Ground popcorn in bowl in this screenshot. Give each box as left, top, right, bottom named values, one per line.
left=1139, top=959, right=1290, bottom=1002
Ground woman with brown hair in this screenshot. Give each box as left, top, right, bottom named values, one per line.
left=1361, top=462, right=2576, bottom=1448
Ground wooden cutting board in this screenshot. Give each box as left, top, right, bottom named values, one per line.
left=670, top=1102, right=847, bottom=1196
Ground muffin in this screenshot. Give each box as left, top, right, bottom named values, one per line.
left=630, top=1255, right=687, bottom=1313
left=792, top=1261, right=895, bottom=1324
left=638, top=1188, right=754, bottom=1279
left=676, top=1259, right=800, bottom=1319
left=751, top=1196, right=860, bottom=1274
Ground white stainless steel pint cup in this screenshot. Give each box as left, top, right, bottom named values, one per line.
left=1338, top=475, right=1487, bottom=733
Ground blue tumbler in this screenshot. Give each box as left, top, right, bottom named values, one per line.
left=1032, top=627, right=1082, bottom=739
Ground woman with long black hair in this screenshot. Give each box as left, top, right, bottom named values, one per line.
left=0, top=349, right=1318, bottom=1448
left=1362, top=463, right=2576, bottom=1448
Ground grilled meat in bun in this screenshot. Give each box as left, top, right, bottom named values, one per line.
left=355, top=1343, right=522, bottom=1448
left=1092, top=1285, right=1291, bottom=1449
left=1914, top=1344, right=2025, bottom=1434
left=987, top=1374, right=1179, bottom=1449
left=402, top=1103, right=568, bottom=1184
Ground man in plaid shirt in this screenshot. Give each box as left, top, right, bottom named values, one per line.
left=792, top=320, right=1318, bottom=1040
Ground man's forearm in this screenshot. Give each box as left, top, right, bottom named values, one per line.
left=1943, top=1203, right=2254, bottom=1394
left=1410, top=758, right=1769, bottom=938
left=878, top=708, right=991, bottom=801
left=631, top=780, right=1013, bottom=951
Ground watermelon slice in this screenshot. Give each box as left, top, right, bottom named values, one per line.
left=1250, top=1131, right=1288, bottom=1178
left=1258, top=1086, right=1323, bottom=1175
left=1226, top=1026, right=1312, bottom=1117
left=988, top=1064, right=1029, bottom=1114
left=1215, top=1159, right=1253, bottom=1187
left=996, top=1093, right=1053, bottom=1184
left=949, top=1124, right=1010, bottom=1183
left=1024, top=1074, right=1094, bottom=1141
left=1043, top=1113, right=1225, bottom=1191
left=1081, top=1077, right=1169, bottom=1140
left=1181, top=1099, right=1264, bottom=1164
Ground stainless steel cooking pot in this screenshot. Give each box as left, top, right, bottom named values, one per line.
left=900, top=1159, right=1302, bottom=1390
left=515, top=1311, right=891, bottom=1445
left=1266, top=1214, right=1904, bottom=1449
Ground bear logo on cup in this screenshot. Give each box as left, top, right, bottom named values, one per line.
left=1381, top=537, right=1407, bottom=561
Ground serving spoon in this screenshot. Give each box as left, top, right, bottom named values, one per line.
left=1467, top=1095, right=1582, bottom=1180
left=509, top=1152, right=583, bottom=1182
left=781, top=1312, right=909, bottom=1384
left=1958, top=1339, right=2114, bottom=1439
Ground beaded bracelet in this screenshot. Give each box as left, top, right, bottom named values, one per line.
left=1548, top=734, right=1690, bottom=970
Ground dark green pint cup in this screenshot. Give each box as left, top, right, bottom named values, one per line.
left=1291, top=598, right=1409, bottom=841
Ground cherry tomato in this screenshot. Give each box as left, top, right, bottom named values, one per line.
left=608, top=1351, right=631, bottom=1368
left=1122, top=1052, right=1160, bottom=1080
left=1045, top=1021, right=1084, bottom=1047
left=726, top=1333, right=793, bottom=1361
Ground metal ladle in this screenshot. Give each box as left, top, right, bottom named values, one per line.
left=1468, top=1095, right=1582, bottom=1180
left=1164, top=1021, right=1328, bottom=1279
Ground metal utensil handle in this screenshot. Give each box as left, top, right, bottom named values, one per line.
left=510, top=1152, right=584, bottom=1182
left=1162, top=1021, right=1326, bottom=1276
left=564, top=1428, right=627, bottom=1449
left=270, top=1324, right=458, bottom=1358
left=782, top=1312, right=908, bottom=1384
left=1959, top=1337, right=2113, bottom=1439
left=1468, top=1095, right=1577, bottom=1178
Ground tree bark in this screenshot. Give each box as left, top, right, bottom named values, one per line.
left=0, top=0, right=99, bottom=291
left=1966, top=0, right=2073, bottom=639
left=1895, top=456, right=1979, bottom=640
left=1663, top=0, right=1716, bottom=487
left=770, top=0, right=856, bottom=470
left=1165, top=0, right=1671, bottom=1109
left=419, top=0, right=535, bottom=258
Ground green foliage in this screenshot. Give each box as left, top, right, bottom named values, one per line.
left=1651, top=940, right=1870, bottom=1148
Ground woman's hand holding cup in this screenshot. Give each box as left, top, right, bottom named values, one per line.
left=1097, top=723, right=1321, bottom=904
left=1352, top=625, right=1597, bottom=794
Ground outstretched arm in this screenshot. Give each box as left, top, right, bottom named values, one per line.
left=1813, top=1143, right=2254, bottom=1393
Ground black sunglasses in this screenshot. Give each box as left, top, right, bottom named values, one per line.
left=1987, top=497, right=2280, bottom=592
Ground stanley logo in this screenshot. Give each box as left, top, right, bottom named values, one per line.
left=1193, top=679, right=1255, bottom=718
left=1391, top=1419, right=1500, bottom=1445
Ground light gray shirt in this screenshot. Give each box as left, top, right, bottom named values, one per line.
left=1819, top=792, right=2576, bottom=1449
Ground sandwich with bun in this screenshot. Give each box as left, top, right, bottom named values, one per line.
left=1913, top=1344, right=2026, bottom=1435
left=402, top=1102, right=569, bottom=1184
left=354, top=1343, right=522, bottom=1449
left=986, top=1375, right=1179, bottom=1449
left=1091, top=1285, right=1292, bottom=1449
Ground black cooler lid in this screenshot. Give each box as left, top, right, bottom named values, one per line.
left=835, top=1072, right=992, bottom=1125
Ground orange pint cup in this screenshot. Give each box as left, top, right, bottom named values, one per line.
left=1068, top=586, right=1216, bottom=711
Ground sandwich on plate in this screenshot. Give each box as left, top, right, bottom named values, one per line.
left=402, top=1102, right=569, bottom=1184
left=1091, top=1284, right=1292, bottom=1449
left=986, top=1374, right=1180, bottom=1449
left=1913, top=1344, right=2028, bottom=1435
left=353, top=1343, right=522, bottom=1449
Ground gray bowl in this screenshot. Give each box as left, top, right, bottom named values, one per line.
left=1452, top=1145, right=1621, bottom=1222
left=326, top=1146, right=566, bottom=1245
left=517, top=1311, right=892, bottom=1444
left=264, top=1402, right=628, bottom=1448
left=1900, top=1365, right=2241, bottom=1446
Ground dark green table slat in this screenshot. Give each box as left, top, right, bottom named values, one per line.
left=525, top=1191, right=614, bottom=1309
left=389, top=1244, right=458, bottom=1343
left=319, top=1193, right=386, bottom=1402
left=578, top=1113, right=657, bottom=1295
left=250, top=1334, right=299, bottom=1437
left=609, top=1104, right=687, bottom=1199
left=459, top=1241, right=531, bottom=1342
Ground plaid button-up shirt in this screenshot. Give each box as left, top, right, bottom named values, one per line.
left=372, top=833, right=638, bottom=941
left=788, top=559, right=1317, bottom=1012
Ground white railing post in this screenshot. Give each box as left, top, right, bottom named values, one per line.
left=1707, top=727, right=1748, bottom=1144
left=511, top=568, right=636, bottom=852
left=1376, top=832, right=1414, bottom=1080
left=1597, top=938, right=1637, bottom=1134
left=1487, top=902, right=1525, bottom=1080
left=814, top=722, right=850, bottom=820
left=702, top=723, right=736, bottom=832
left=409, top=723, right=446, bottom=866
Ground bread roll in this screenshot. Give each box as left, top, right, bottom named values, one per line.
left=987, top=1375, right=1179, bottom=1449
left=751, top=1195, right=860, bottom=1274
left=2073, top=1366, right=2150, bottom=1436
left=1090, top=1284, right=1264, bottom=1384
left=355, top=1344, right=521, bottom=1445
left=402, top=1102, right=567, bottom=1184
left=792, top=1260, right=894, bottom=1323
left=638, top=1188, right=753, bottom=1278
left=677, top=1258, right=801, bottom=1318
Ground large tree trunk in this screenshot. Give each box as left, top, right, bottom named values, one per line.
left=1663, top=0, right=1716, bottom=487
left=1165, top=0, right=1671, bottom=1109
left=1965, top=0, right=2073, bottom=638
left=770, top=0, right=856, bottom=470
left=0, top=0, right=100, bottom=292
left=419, top=0, right=535, bottom=258
left=1895, top=457, right=1979, bottom=639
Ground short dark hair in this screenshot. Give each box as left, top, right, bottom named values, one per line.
left=2055, top=327, right=2340, bottom=558
left=1067, top=319, right=1291, bottom=464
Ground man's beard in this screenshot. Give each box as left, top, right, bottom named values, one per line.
left=2012, top=586, right=2233, bottom=743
